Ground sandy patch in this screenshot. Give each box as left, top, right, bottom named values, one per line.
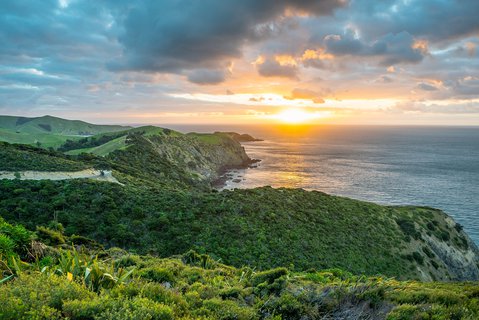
left=0, top=169, right=123, bottom=185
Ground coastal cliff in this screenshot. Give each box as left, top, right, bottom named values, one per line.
left=105, top=129, right=253, bottom=187
left=1, top=122, right=479, bottom=282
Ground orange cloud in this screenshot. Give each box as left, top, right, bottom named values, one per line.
left=284, top=88, right=325, bottom=103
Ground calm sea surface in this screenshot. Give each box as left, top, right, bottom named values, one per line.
left=166, top=125, right=479, bottom=244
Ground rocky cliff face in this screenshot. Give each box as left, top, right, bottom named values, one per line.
left=392, top=206, right=479, bottom=281
left=112, top=131, right=253, bottom=186
left=147, top=133, right=252, bottom=182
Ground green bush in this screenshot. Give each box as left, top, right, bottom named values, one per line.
left=140, top=282, right=185, bottom=306
left=139, top=267, right=175, bottom=284
left=64, top=297, right=174, bottom=320
left=96, top=298, right=174, bottom=320
left=63, top=298, right=109, bottom=319
left=199, top=298, right=257, bottom=320
left=262, top=293, right=305, bottom=319
left=396, top=219, right=421, bottom=240
left=0, top=273, right=93, bottom=319
left=36, top=226, right=65, bottom=245
left=0, top=234, right=15, bottom=256
left=412, top=252, right=424, bottom=265
left=251, top=267, right=288, bottom=287
left=0, top=218, right=31, bottom=254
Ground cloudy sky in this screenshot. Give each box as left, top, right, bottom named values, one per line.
left=1, top=0, right=479, bottom=125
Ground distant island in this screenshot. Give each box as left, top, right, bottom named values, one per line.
left=1, top=115, right=479, bottom=319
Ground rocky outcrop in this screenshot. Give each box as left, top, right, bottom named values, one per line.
left=127, top=132, right=254, bottom=184
left=393, top=206, right=479, bottom=281
left=420, top=215, right=479, bottom=281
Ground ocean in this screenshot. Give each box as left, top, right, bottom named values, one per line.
left=167, top=124, right=479, bottom=244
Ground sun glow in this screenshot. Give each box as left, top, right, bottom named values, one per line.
left=275, top=109, right=324, bottom=124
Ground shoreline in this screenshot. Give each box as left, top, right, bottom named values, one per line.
left=212, top=158, right=261, bottom=189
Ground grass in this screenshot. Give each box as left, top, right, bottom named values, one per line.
left=0, top=177, right=471, bottom=281
left=0, top=115, right=129, bottom=148
left=187, top=132, right=226, bottom=144
left=0, top=142, right=89, bottom=171
left=65, top=136, right=128, bottom=156
left=0, top=128, right=82, bottom=148
left=1, top=237, right=478, bottom=320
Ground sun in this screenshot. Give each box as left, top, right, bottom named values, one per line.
left=275, top=109, right=318, bottom=124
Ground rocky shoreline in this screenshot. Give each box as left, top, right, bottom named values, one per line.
left=213, top=158, right=261, bottom=189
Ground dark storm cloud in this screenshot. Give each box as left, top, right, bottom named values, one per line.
left=349, top=0, right=479, bottom=42
left=111, top=0, right=347, bottom=74
left=323, top=31, right=363, bottom=55
left=1, top=0, right=478, bottom=119
left=320, top=30, right=427, bottom=66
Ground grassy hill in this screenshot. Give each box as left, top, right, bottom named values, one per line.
left=0, top=139, right=478, bottom=282
left=1, top=217, right=479, bottom=320
left=2, top=118, right=479, bottom=319
left=0, top=115, right=130, bottom=148
left=1, top=178, right=477, bottom=281
left=61, top=126, right=182, bottom=156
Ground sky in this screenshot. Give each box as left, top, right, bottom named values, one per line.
left=1, top=0, right=479, bottom=125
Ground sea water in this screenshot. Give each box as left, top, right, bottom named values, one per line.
left=168, top=125, right=479, bottom=244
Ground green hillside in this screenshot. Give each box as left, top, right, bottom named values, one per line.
left=0, top=139, right=478, bottom=282
left=1, top=217, right=479, bottom=320
left=0, top=142, right=89, bottom=172
left=61, top=126, right=183, bottom=156
left=0, top=115, right=130, bottom=148
left=1, top=178, right=477, bottom=281
left=1, top=119, right=479, bottom=319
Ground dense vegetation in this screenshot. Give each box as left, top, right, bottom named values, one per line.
left=1, top=218, right=479, bottom=320
left=0, top=177, right=471, bottom=281
left=2, top=117, right=479, bottom=318
left=58, top=132, right=127, bottom=152
left=0, top=115, right=129, bottom=148
left=0, top=142, right=89, bottom=172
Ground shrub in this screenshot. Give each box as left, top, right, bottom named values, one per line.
left=440, top=231, right=450, bottom=241
left=422, top=246, right=434, bottom=258
left=97, top=297, right=174, bottom=320
left=0, top=218, right=31, bottom=251
left=412, top=252, right=424, bottom=265
left=396, top=219, right=421, bottom=240
left=69, top=235, right=103, bottom=249
left=115, top=254, right=142, bottom=268
left=252, top=268, right=288, bottom=296
left=0, top=273, right=93, bottom=319
left=182, top=250, right=216, bottom=269
left=251, top=268, right=288, bottom=287
left=219, top=286, right=242, bottom=299
left=139, top=267, right=174, bottom=284
left=63, top=298, right=109, bottom=319
left=64, top=297, right=174, bottom=320
left=36, top=226, right=65, bottom=245
left=0, top=234, right=15, bottom=255
left=199, top=298, right=257, bottom=320
left=140, top=282, right=187, bottom=311
left=262, top=293, right=305, bottom=319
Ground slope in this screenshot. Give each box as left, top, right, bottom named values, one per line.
left=1, top=217, right=479, bottom=319
left=0, top=115, right=131, bottom=148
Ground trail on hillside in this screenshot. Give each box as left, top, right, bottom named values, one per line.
left=0, top=169, right=123, bottom=185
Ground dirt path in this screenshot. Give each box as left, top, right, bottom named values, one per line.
left=0, top=169, right=123, bottom=185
